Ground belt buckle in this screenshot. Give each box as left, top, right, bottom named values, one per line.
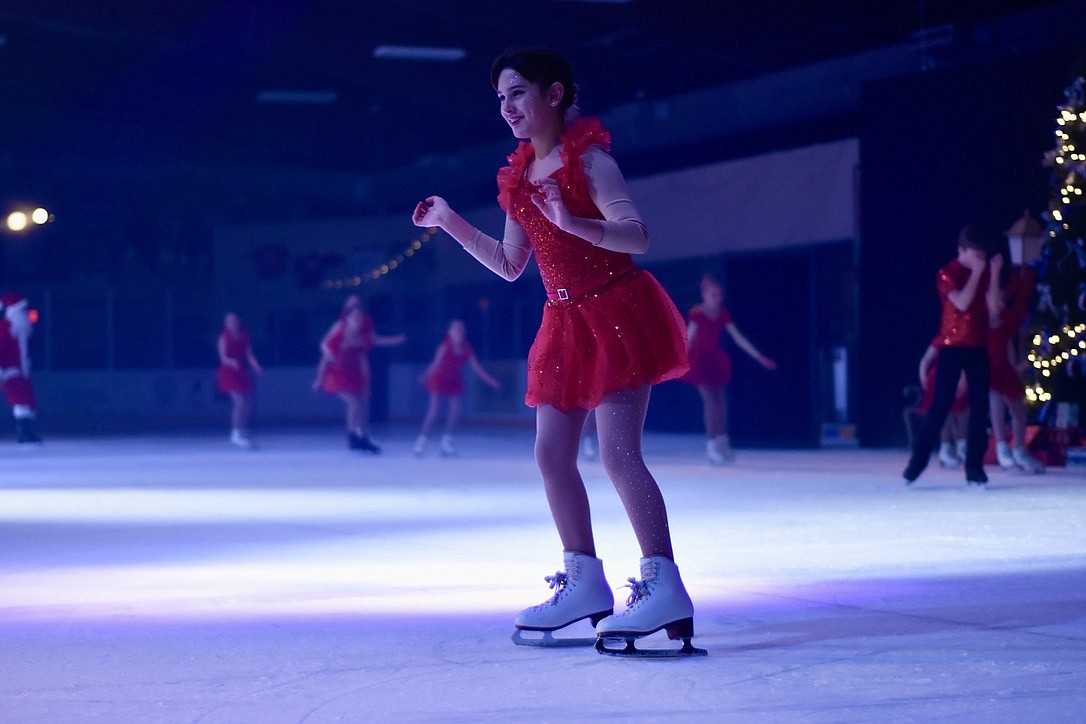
left=557, top=288, right=569, bottom=301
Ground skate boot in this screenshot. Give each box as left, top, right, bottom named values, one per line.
left=706, top=437, right=727, bottom=466
left=414, top=435, right=427, bottom=457
left=231, top=429, right=255, bottom=449
left=512, top=551, right=614, bottom=647
left=15, top=418, right=41, bottom=444
left=440, top=434, right=456, bottom=457
left=348, top=432, right=381, bottom=454
left=1011, top=446, right=1045, bottom=474
left=995, top=440, right=1015, bottom=469
left=938, top=441, right=962, bottom=468
left=595, top=556, right=706, bottom=657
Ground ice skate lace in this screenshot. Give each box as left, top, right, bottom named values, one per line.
left=543, top=571, right=569, bottom=603
left=621, top=577, right=649, bottom=608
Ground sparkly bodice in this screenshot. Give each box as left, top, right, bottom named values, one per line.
left=497, top=117, right=635, bottom=299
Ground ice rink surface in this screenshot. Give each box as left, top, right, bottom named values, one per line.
left=1, top=425, right=1084, bottom=723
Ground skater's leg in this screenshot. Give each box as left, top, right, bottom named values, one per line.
left=905, top=349, right=965, bottom=481
left=419, top=392, right=440, bottom=437
left=962, top=348, right=990, bottom=480
left=444, top=395, right=461, bottom=437
left=595, top=385, right=673, bottom=561
left=535, top=404, right=594, bottom=556
left=695, top=384, right=725, bottom=438
left=339, top=393, right=361, bottom=434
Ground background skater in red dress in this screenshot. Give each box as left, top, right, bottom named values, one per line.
left=0, top=292, right=41, bottom=444
left=413, top=48, right=703, bottom=656
left=216, top=312, right=262, bottom=448
left=314, top=302, right=405, bottom=453
left=680, top=273, right=776, bottom=465
left=415, top=319, right=501, bottom=457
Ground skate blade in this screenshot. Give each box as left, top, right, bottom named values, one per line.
left=595, top=635, right=707, bottom=658
left=511, top=629, right=597, bottom=647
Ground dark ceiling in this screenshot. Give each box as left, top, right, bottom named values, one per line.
left=1, top=0, right=1072, bottom=175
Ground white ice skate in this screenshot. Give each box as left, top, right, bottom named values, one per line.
left=231, top=429, right=255, bottom=449
left=440, top=434, right=456, bottom=457
left=995, top=440, right=1015, bottom=469
left=938, top=441, right=962, bottom=468
left=512, top=551, right=614, bottom=647
left=1012, top=446, right=1045, bottom=474
left=595, top=556, right=706, bottom=657
left=706, top=435, right=733, bottom=465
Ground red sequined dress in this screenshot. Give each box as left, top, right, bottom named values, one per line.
left=216, top=326, right=254, bottom=394
left=320, top=313, right=374, bottom=395
left=680, top=305, right=734, bottom=386
left=496, top=117, right=688, bottom=410
left=425, top=336, right=473, bottom=396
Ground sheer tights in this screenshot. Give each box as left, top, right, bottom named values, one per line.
left=534, top=385, right=673, bottom=561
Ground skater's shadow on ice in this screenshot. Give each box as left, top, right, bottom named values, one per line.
left=701, top=568, right=1086, bottom=651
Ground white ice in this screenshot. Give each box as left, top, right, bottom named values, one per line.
left=1, top=426, right=1084, bottom=723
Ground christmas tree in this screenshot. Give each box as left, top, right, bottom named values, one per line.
left=1027, top=76, right=1086, bottom=422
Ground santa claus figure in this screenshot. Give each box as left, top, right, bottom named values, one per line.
left=0, top=292, right=41, bottom=443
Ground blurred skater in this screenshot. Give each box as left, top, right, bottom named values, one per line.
left=415, top=319, right=501, bottom=456
left=216, top=312, right=262, bottom=448
left=314, top=299, right=405, bottom=452
left=0, top=292, right=41, bottom=444
left=680, top=274, right=776, bottom=464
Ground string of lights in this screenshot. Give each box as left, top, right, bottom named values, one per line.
left=322, top=227, right=438, bottom=290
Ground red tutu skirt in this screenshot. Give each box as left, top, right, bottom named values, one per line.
left=681, top=349, right=733, bottom=386
left=321, top=362, right=368, bottom=396
left=426, top=372, right=465, bottom=396
left=216, top=365, right=253, bottom=394
left=526, top=269, right=689, bottom=411
left=2, top=376, right=36, bottom=407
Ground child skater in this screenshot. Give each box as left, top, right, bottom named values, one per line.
left=314, top=300, right=405, bottom=453
left=413, top=48, right=703, bottom=656
left=0, top=292, right=41, bottom=444
left=904, top=224, right=1002, bottom=486
left=680, top=273, right=776, bottom=464
left=216, top=312, right=262, bottom=448
left=988, top=232, right=1044, bottom=473
left=415, top=319, right=502, bottom=457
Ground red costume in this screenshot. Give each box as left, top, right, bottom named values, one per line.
left=680, top=305, right=734, bottom=386
left=319, top=314, right=374, bottom=395
left=0, top=317, right=36, bottom=409
left=425, top=336, right=474, bottom=396
left=988, top=268, right=1034, bottom=398
left=497, top=117, right=688, bottom=410
left=934, top=260, right=991, bottom=348
left=216, top=326, right=255, bottom=394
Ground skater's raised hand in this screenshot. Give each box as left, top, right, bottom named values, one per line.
left=412, top=196, right=450, bottom=228
left=530, top=177, right=572, bottom=230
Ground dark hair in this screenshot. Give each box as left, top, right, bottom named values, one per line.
left=957, top=223, right=1000, bottom=256
left=490, top=48, right=577, bottom=111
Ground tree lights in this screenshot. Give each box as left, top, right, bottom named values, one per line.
left=1029, top=77, right=1086, bottom=413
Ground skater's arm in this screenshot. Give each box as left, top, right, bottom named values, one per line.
left=246, top=345, right=263, bottom=376
left=421, top=345, right=445, bottom=382
left=530, top=148, right=649, bottom=253
left=412, top=196, right=532, bottom=281
left=724, top=323, right=776, bottom=370
left=217, top=334, right=237, bottom=368
left=373, top=333, right=406, bottom=348
left=468, top=354, right=502, bottom=390
left=685, top=319, right=699, bottom=347
left=945, top=251, right=986, bottom=312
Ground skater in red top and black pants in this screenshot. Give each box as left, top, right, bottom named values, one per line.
left=413, top=49, right=702, bottom=656
left=904, top=225, right=1003, bottom=486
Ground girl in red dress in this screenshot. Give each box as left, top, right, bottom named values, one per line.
left=313, top=299, right=405, bottom=453
left=216, top=312, right=262, bottom=448
left=413, top=48, right=702, bottom=655
left=415, top=319, right=501, bottom=457
left=987, top=236, right=1043, bottom=473
left=681, top=274, right=776, bottom=465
